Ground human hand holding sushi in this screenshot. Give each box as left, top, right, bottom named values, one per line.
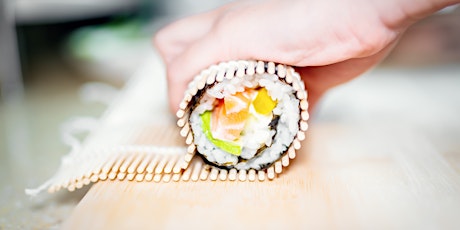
left=154, top=0, right=459, bottom=113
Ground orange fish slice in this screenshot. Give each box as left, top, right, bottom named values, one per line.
left=224, top=92, right=251, bottom=114
left=211, top=92, right=251, bottom=141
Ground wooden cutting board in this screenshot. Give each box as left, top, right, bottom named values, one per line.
left=62, top=123, right=460, bottom=229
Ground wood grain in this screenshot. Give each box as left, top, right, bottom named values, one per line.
left=62, top=124, right=460, bottom=229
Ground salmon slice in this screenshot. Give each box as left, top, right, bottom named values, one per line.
left=224, top=92, right=251, bottom=114
left=211, top=92, right=251, bottom=141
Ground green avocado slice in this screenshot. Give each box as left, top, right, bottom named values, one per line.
left=201, top=111, right=242, bottom=156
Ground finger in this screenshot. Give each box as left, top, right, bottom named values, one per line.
left=154, top=12, right=217, bottom=64
left=153, top=2, right=239, bottom=64
left=165, top=8, right=279, bottom=112
left=166, top=34, right=231, bottom=112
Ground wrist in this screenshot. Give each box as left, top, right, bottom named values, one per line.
left=376, top=0, right=458, bottom=30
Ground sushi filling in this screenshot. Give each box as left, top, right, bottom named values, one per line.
left=200, top=88, right=276, bottom=156
left=190, top=73, right=300, bottom=170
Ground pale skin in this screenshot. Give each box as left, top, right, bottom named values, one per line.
left=154, top=0, right=459, bottom=113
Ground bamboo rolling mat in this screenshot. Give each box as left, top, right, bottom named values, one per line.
left=57, top=54, right=460, bottom=229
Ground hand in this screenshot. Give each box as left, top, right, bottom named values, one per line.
left=154, top=0, right=456, bottom=113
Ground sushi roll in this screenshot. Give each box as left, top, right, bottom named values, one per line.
left=177, top=60, right=308, bottom=171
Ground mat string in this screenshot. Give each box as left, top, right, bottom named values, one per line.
left=25, top=115, right=187, bottom=196
left=25, top=82, right=186, bottom=196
